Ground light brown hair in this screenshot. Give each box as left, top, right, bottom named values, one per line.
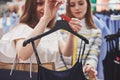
left=20, top=0, right=55, bottom=28
left=66, top=0, right=97, bottom=29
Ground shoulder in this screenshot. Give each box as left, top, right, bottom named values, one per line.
left=8, top=23, right=33, bottom=35
left=13, top=23, right=33, bottom=31
left=84, top=28, right=102, bottom=39
left=84, top=27, right=102, bottom=35
left=89, top=28, right=102, bottom=39
left=90, top=28, right=102, bottom=34
left=1, top=23, right=33, bottom=40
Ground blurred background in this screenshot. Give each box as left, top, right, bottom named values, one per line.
left=0, top=0, right=120, bottom=38
left=0, top=0, right=25, bottom=38
left=0, top=0, right=120, bottom=80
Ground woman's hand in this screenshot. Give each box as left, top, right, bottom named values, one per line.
left=83, top=64, right=98, bottom=80
left=43, top=0, right=64, bottom=20
left=69, top=18, right=82, bottom=32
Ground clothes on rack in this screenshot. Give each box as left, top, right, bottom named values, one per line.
left=94, top=10, right=120, bottom=34
left=104, top=29, right=120, bottom=80
left=93, top=16, right=111, bottom=80
left=110, top=15, right=120, bottom=34
left=93, top=10, right=120, bottom=79
left=2, top=12, right=19, bottom=34
left=96, top=11, right=120, bottom=80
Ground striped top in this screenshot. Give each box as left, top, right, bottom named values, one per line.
left=73, top=19, right=102, bottom=69
left=60, top=19, right=102, bottom=69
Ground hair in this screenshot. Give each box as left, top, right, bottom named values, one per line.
left=20, top=0, right=55, bottom=29
left=66, top=0, right=97, bottom=29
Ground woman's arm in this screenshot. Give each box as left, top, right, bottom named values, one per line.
left=16, top=17, right=52, bottom=60
left=83, top=30, right=102, bottom=80
left=59, top=33, right=74, bottom=57
left=16, top=0, right=64, bottom=60
left=59, top=18, right=82, bottom=57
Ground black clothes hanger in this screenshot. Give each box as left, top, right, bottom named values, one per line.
left=105, top=28, right=120, bottom=41
left=23, top=20, right=89, bottom=46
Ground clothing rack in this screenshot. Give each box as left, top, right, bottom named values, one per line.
left=104, top=28, right=120, bottom=41
left=92, top=2, right=120, bottom=6
left=110, top=15, right=120, bottom=20
left=103, top=28, right=120, bottom=80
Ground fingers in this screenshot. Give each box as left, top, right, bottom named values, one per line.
left=88, top=68, right=97, bottom=77
left=83, top=64, right=98, bottom=80
left=69, top=18, right=82, bottom=32
left=83, top=64, right=94, bottom=72
left=44, top=0, right=64, bottom=20
left=55, top=0, right=64, bottom=3
left=48, top=0, right=64, bottom=5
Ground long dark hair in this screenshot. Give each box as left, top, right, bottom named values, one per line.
left=20, top=0, right=55, bottom=28
left=66, top=0, right=97, bottom=29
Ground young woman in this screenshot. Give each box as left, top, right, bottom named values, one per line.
left=66, top=0, right=102, bottom=79
left=0, top=0, right=82, bottom=70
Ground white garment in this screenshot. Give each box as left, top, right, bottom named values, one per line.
left=0, top=23, right=71, bottom=69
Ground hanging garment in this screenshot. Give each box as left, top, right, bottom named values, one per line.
left=103, top=38, right=120, bottom=80
left=32, top=40, right=87, bottom=80
left=23, top=20, right=89, bottom=80
left=93, top=16, right=111, bottom=79
left=37, top=60, right=87, bottom=80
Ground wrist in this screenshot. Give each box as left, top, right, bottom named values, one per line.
left=41, top=16, right=52, bottom=21
left=69, top=33, right=74, bottom=37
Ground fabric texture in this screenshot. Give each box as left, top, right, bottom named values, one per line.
left=75, top=19, right=102, bottom=69
left=33, top=38, right=88, bottom=80
left=37, top=61, right=87, bottom=80
left=0, top=68, right=37, bottom=80
left=61, top=18, right=102, bottom=79
left=93, top=16, right=111, bottom=80
left=103, top=38, right=120, bottom=80
left=0, top=23, right=71, bottom=70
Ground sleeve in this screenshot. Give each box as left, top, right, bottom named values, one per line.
left=0, top=24, right=33, bottom=58
left=56, top=30, right=72, bottom=66
left=85, top=29, right=102, bottom=69
left=56, top=30, right=64, bottom=41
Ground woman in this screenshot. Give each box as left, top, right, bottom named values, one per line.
left=66, top=0, right=102, bottom=79
left=0, top=0, right=82, bottom=70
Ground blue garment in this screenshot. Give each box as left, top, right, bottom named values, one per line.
left=2, top=13, right=8, bottom=33
left=94, top=13, right=111, bottom=29
left=2, top=12, right=19, bottom=34
left=110, top=15, right=120, bottom=34
left=9, top=12, right=19, bottom=30
left=94, top=13, right=120, bottom=80
left=93, top=16, right=111, bottom=80
left=94, top=13, right=120, bottom=34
